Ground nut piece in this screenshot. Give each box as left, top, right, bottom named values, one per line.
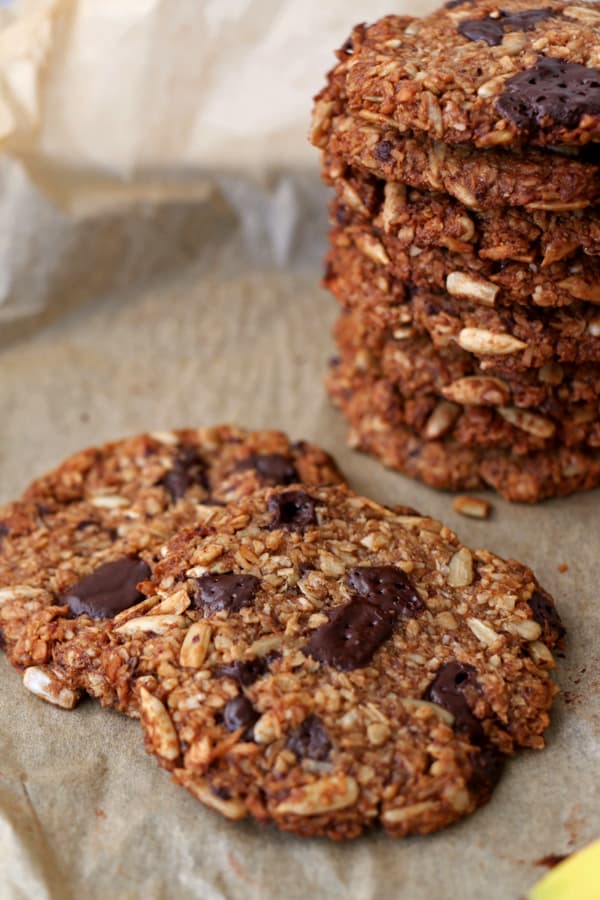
left=184, top=778, right=247, bottom=820
left=446, top=272, right=499, bottom=306
left=423, top=401, right=460, bottom=440
left=367, top=722, right=391, bottom=746
left=507, top=619, right=542, bottom=641
left=153, top=588, right=191, bottom=616
left=498, top=407, right=556, bottom=439
left=447, top=548, right=474, bottom=587
left=115, top=614, right=186, bottom=635
left=452, top=496, right=491, bottom=520
left=353, top=233, right=390, bottom=267
left=23, top=666, right=79, bottom=709
left=458, top=328, right=527, bottom=355
left=139, top=687, right=180, bottom=761
left=442, top=375, right=510, bottom=407
left=274, top=773, right=359, bottom=817
left=467, top=617, right=499, bottom=647
left=179, top=622, right=212, bottom=668
left=89, top=494, right=129, bottom=509
left=381, top=182, right=407, bottom=232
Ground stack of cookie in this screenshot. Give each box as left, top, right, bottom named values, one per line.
left=312, top=0, right=600, bottom=502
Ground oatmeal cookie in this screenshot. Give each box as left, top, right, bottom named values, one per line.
left=118, top=484, right=563, bottom=838
left=337, top=3, right=600, bottom=149
left=0, top=426, right=343, bottom=709
left=328, top=365, right=600, bottom=500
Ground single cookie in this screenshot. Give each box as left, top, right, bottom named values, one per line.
left=329, top=352, right=600, bottom=455
left=111, top=484, right=563, bottom=838
left=325, top=240, right=600, bottom=366
left=0, top=426, right=344, bottom=709
left=330, top=211, right=600, bottom=310
left=334, top=310, right=600, bottom=411
left=328, top=365, right=600, bottom=500
left=325, top=158, right=600, bottom=266
left=340, top=3, right=600, bottom=149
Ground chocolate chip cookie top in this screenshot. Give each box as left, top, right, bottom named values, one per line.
left=125, top=484, right=562, bottom=838
left=339, top=1, right=600, bottom=148
left=0, top=426, right=343, bottom=707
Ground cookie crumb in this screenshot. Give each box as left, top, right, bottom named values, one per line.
left=452, top=496, right=491, bottom=519
left=558, top=563, right=569, bottom=573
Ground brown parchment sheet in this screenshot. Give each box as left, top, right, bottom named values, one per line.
left=1, top=219, right=599, bottom=900
left=0, top=1, right=599, bottom=898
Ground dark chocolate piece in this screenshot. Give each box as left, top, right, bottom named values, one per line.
left=161, top=446, right=208, bottom=502
left=347, top=565, right=424, bottom=616
left=529, top=590, right=566, bottom=642
left=497, top=57, right=600, bottom=133
left=373, top=140, right=393, bottom=163
left=218, top=656, right=272, bottom=687
left=287, top=715, right=332, bottom=761
left=468, top=746, right=504, bottom=798
left=267, top=490, right=317, bottom=531
left=305, top=598, right=395, bottom=671
left=458, top=9, right=553, bottom=47
left=235, top=453, right=298, bottom=486
left=194, top=572, right=260, bottom=615
left=61, top=556, right=151, bottom=619
left=223, top=695, right=259, bottom=736
left=424, top=662, right=483, bottom=743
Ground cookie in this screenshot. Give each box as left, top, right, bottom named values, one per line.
left=329, top=352, right=600, bottom=456
left=0, top=426, right=344, bottom=709
left=334, top=310, right=600, bottom=411
left=325, top=158, right=600, bottom=266
left=113, top=484, right=564, bottom=838
left=340, top=3, right=600, bottom=149
left=328, top=365, right=600, bottom=500
left=330, top=212, right=600, bottom=310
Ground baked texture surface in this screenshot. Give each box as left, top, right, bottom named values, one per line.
left=99, top=484, right=563, bottom=838
left=328, top=363, right=600, bottom=500
left=336, top=2, right=600, bottom=149
left=0, top=427, right=344, bottom=710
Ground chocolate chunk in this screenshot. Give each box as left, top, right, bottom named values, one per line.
left=340, top=36, right=353, bottom=55
left=223, top=695, right=259, bottom=737
left=458, top=9, right=553, bottom=47
left=424, top=662, right=484, bottom=743
left=0, top=522, right=9, bottom=543
left=468, top=746, right=504, bottom=799
left=194, top=572, right=260, bottom=615
left=235, top=453, right=298, bottom=486
left=161, top=446, right=208, bottom=502
left=218, top=656, right=273, bottom=687
left=373, top=140, right=393, bottom=163
left=347, top=565, right=424, bottom=616
left=287, top=715, right=332, bottom=761
left=61, top=556, right=151, bottom=619
left=298, top=561, right=314, bottom=576
left=497, top=57, right=600, bottom=133
left=305, top=598, right=395, bottom=671
left=267, top=490, right=317, bottom=531
left=529, top=590, right=566, bottom=643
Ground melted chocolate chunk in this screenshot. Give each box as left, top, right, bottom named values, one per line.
left=347, top=565, right=424, bottom=616
left=468, top=746, right=504, bottom=799
left=235, top=453, right=298, bottom=486
left=61, top=556, right=151, bottom=619
left=373, top=140, right=393, bottom=163
left=458, top=9, right=553, bottom=46
left=497, top=57, right=600, bottom=132
left=223, top=695, right=259, bottom=737
left=305, top=598, right=395, bottom=671
left=424, top=662, right=484, bottom=743
left=529, top=590, right=566, bottom=642
left=161, top=446, right=208, bottom=502
left=194, top=572, right=260, bottom=615
left=267, top=490, right=317, bottom=531
left=218, top=655, right=275, bottom=687
left=287, top=715, right=332, bottom=761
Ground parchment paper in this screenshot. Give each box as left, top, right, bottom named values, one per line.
left=0, top=1, right=599, bottom=898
